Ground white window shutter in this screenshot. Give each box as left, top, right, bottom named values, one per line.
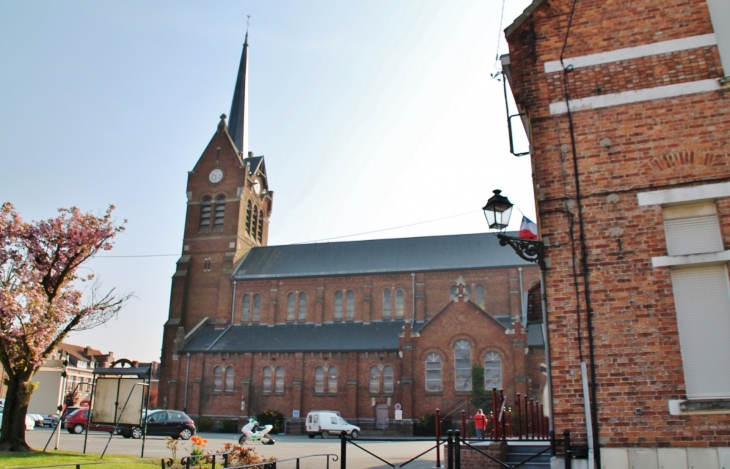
left=706, top=0, right=730, bottom=74
left=664, top=215, right=724, bottom=256
left=670, top=265, right=730, bottom=399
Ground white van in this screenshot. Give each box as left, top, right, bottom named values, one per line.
left=305, top=410, right=360, bottom=439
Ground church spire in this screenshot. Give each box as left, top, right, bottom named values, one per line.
left=228, top=25, right=249, bottom=156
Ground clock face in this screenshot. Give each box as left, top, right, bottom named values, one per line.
left=209, top=169, right=223, bottom=183
left=253, top=179, right=261, bottom=195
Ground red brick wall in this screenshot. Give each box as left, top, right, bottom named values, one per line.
left=506, top=0, right=730, bottom=449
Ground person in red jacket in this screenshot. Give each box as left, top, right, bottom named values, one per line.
left=473, top=409, right=488, bottom=439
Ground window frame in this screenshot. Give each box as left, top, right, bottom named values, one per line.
left=242, top=294, right=250, bottom=322
left=314, top=366, right=325, bottom=393
left=395, top=289, right=404, bottom=319
left=225, top=366, right=235, bottom=393
left=298, top=292, right=307, bottom=321
left=454, top=339, right=472, bottom=392
left=252, top=294, right=261, bottom=322
left=369, top=366, right=380, bottom=394
left=425, top=353, right=443, bottom=392
left=262, top=367, right=272, bottom=393
left=213, top=366, right=223, bottom=393
left=275, top=367, right=285, bottom=394
left=328, top=366, right=338, bottom=394
left=484, top=352, right=503, bottom=391
left=346, top=290, right=355, bottom=320
left=383, top=365, right=394, bottom=394
left=334, top=291, right=343, bottom=320
left=382, top=289, right=392, bottom=319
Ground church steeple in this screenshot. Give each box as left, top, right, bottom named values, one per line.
left=228, top=30, right=249, bottom=155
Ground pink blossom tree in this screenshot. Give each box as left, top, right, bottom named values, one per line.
left=0, top=203, right=131, bottom=452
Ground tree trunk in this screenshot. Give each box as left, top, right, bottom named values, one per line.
left=0, top=373, right=35, bottom=452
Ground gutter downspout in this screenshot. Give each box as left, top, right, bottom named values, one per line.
left=231, top=281, right=237, bottom=324
left=411, top=273, right=416, bottom=324
left=183, top=353, right=191, bottom=413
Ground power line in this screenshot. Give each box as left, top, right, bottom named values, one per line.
left=295, top=210, right=479, bottom=244
left=93, top=209, right=482, bottom=258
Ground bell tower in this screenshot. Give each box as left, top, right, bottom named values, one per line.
left=159, top=32, right=273, bottom=409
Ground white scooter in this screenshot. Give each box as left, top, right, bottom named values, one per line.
left=239, top=418, right=275, bottom=445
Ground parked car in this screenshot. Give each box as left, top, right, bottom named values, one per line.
left=27, top=414, right=44, bottom=428
left=0, top=405, right=35, bottom=431
left=119, top=410, right=196, bottom=440
left=305, top=410, right=359, bottom=439
left=43, top=414, right=60, bottom=427
left=64, top=408, right=115, bottom=434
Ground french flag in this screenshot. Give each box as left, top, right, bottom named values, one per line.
left=518, top=216, right=538, bottom=240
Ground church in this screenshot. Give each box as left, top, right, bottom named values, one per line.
left=157, top=33, right=544, bottom=433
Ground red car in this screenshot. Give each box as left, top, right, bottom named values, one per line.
left=64, top=408, right=115, bottom=434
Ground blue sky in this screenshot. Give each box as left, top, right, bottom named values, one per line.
left=0, top=1, right=534, bottom=362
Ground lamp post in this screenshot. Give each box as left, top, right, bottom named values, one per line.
left=482, top=189, right=546, bottom=270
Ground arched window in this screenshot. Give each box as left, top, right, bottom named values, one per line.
left=328, top=367, right=338, bottom=393
left=245, top=200, right=252, bottom=233
left=334, top=291, right=343, bottom=320
left=251, top=209, right=259, bottom=238
left=275, top=367, right=284, bottom=393
left=298, top=292, right=307, bottom=321
left=287, top=293, right=296, bottom=321
left=346, top=290, right=355, bottom=320
left=369, top=366, right=380, bottom=393
left=199, top=197, right=212, bottom=233
left=314, top=367, right=325, bottom=393
left=395, top=289, right=404, bottom=319
left=454, top=340, right=472, bottom=391
left=263, top=367, right=272, bottom=393
left=382, top=290, right=392, bottom=319
left=252, top=294, right=261, bottom=321
left=242, top=294, right=250, bottom=322
left=383, top=366, right=394, bottom=394
left=425, top=353, right=442, bottom=392
left=257, top=210, right=264, bottom=243
left=213, top=366, right=223, bottom=392
left=476, top=285, right=485, bottom=308
left=225, top=367, right=234, bottom=392
left=212, top=195, right=226, bottom=233
left=484, top=352, right=503, bottom=391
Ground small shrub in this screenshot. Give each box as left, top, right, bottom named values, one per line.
left=218, top=419, right=238, bottom=433
left=216, top=442, right=277, bottom=467
left=197, top=416, right=214, bottom=432
left=256, top=409, right=283, bottom=434
left=414, top=413, right=436, bottom=436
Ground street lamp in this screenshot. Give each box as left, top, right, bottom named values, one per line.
left=483, top=189, right=546, bottom=270
left=482, top=190, right=514, bottom=230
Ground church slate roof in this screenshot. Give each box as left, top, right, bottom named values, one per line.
left=182, top=321, right=426, bottom=353
left=233, top=232, right=531, bottom=280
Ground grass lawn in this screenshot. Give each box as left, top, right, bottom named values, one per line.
left=0, top=450, right=159, bottom=469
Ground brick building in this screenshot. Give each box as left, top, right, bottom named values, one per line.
left=501, top=0, right=730, bottom=467
left=157, top=33, right=544, bottom=432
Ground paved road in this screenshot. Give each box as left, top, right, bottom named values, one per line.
left=24, top=427, right=440, bottom=469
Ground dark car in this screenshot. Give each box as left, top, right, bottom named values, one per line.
left=119, top=410, right=196, bottom=440
left=64, top=408, right=115, bottom=434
